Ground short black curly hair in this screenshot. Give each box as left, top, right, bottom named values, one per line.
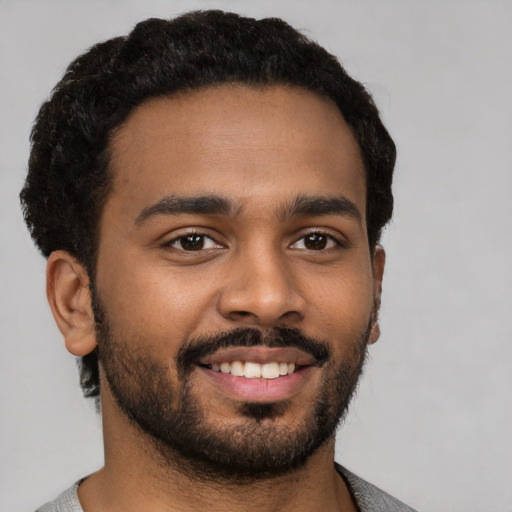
left=20, top=10, right=396, bottom=401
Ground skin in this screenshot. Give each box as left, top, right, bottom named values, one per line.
left=47, top=84, right=385, bottom=511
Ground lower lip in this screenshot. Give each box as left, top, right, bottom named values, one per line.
left=197, top=366, right=312, bottom=403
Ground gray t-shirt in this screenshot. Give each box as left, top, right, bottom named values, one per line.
left=36, top=464, right=418, bottom=512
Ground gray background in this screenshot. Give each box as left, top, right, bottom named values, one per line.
left=1, top=1, right=511, bottom=511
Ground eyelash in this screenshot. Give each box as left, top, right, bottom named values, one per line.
left=164, top=231, right=222, bottom=251
left=290, top=230, right=344, bottom=251
left=163, top=229, right=345, bottom=252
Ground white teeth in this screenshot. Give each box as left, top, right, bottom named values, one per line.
left=261, top=362, right=280, bottom=379
left=230, top=360, right=244, bottom=377
left=208, top=361, right=299, bottom=379
left=244, top=362, right=262, bottom=379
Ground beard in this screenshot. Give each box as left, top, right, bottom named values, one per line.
left=92, top=291, right=371, bottom=483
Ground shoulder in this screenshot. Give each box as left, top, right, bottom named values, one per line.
left=336, top=464, right=419, bottom=512
left=35, top=481, right=83, bottom=512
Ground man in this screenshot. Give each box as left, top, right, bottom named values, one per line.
left=21, top=10, right=417, bottom=512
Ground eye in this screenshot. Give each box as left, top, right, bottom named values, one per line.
left=290, top=232, right=340, bottom=251
left=167, top=233, right=222, bottom=251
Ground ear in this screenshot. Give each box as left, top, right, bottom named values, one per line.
left=369, top=245, right=386, bottom=344
left=46, top=250, right=97, bottom=356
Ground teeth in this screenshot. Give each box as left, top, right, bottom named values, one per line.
left=208, top=361, right=298, bottom=379
left=244, top=362, right=262, bottom=378
left=261, top=362, right=280, bottom=379
left=230, top=360, right=244, bottom=377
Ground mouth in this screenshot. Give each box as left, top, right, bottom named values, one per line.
left=195, top=346, right=317, bottom=402
left=199, top=360, right=301, bottom=379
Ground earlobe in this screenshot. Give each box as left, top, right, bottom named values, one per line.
left=369, top=245, right=385, bottom=344
left=46, top=251, right=97, bottom=356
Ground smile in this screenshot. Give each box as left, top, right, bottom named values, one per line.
left=202, top=361, right=298, bottom=379
left=196, top=346, right=316, bottom=402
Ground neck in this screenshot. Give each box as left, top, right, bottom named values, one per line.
left=78, top=388, right=357, bottom=512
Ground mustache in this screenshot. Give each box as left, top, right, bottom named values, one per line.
left=176, top=327, right=330, bottom=374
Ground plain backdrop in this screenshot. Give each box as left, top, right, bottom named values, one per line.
left=1, top=1, right=511, bottom=511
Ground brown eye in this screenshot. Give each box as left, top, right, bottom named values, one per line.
left=290, top=232, right=339, bottom=251
left=303, top=233, right=328, bottom=250
left=167, top=233, right=222, bottom=251
left=179, top=234, right=205, bottom=250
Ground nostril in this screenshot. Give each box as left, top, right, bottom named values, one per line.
left=231, top=310, right=253, bottom=318
left=218, top=283, right=307, bottom=326
left=227, top=309, right=304, bottom=325
left=280, top=310, right=300, bottom=320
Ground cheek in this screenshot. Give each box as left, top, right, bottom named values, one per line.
left=302, top=262, right=375, bottom=342
left=95, top=255, right=219, bottom=346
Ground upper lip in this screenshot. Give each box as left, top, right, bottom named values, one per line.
left=198, top=347, right=317, bottom=366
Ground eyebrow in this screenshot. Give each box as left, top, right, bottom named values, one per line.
left=134, top=193, right=362, bottom=226
left=134, top=194, right=235, bottom=226
left=280, top=195, right=362, bottom=223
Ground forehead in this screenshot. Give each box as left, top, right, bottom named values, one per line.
left=106, top=84, right=366, bottom=222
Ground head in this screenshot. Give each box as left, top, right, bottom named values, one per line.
left=21, top=10, right=395, bottom=479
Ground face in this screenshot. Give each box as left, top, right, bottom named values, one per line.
left=93, top=85, right=382, bottom=479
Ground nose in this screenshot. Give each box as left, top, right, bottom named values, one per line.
left=217, top=249, right=306, bottom=328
